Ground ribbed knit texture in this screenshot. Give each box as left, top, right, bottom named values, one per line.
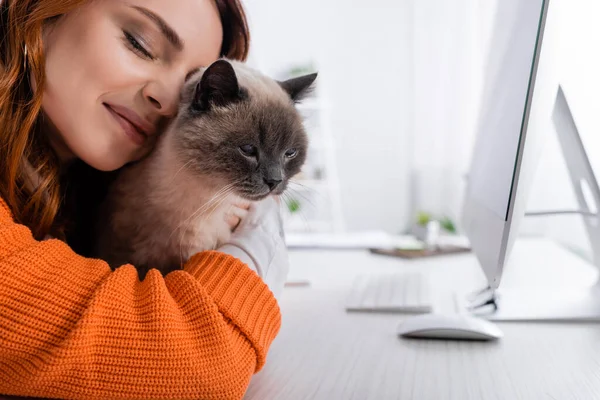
left=0, top=198, right=281, bottom=400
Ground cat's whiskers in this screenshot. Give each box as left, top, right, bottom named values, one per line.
left=168, top=182, right=236, bottom=244
left=175, top=181, right=241, bottom=266
left=179, top=186, right=238, bottom=265
left=287, top=182, right=327, bottom=230
left=200, top=184, right=240, bottom=230
left=200, top=181, right=241, bottom=219
left=282, top=191, right=308, bottom=231
left=288, top=181, right=320, bottom=206
left=177, top=187, right=234, bottom=266
left=284, top=188, right=312, bottom=231
left=287, top=185, right=318, bottom=209
left=188, top=188, right=236, bottom=256
left=169, top=159, right=195, bottom=184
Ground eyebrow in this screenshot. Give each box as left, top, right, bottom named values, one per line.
left=131, top=6, right=183, bottom=51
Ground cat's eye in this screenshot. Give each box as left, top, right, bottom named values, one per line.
left=123, top=31, right=155, bottom=60
left=285, top=148, right=298, bottom=159
left=239, top=144, right=258, bottom=158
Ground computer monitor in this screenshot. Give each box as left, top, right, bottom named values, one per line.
left=462, top=0, right=600, bottom=321
left=462, top=0, right=551, bottom=289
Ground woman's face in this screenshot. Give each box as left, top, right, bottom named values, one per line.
left=41, top=0, right=223, bottom=171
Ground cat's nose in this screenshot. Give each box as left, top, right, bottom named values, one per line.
left=264, top=177, right=282, bottom=191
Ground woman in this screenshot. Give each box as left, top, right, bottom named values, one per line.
left=0, top=0, right=288, bottom=399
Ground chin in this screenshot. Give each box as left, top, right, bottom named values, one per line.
left=79, top=153, right=130, bottom=172
left=272, top=187, right=287, bottom=196
left=236, top=190, right=271, bottom=202
left=63, top=136, right=133, bottom=172
left=83, top=146, right=147, bottom=172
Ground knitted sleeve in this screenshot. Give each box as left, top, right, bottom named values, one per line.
left=0, top=198, right=280, bottom=400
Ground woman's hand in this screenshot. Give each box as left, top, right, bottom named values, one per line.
left=218, top=195, right=289, bottom=301
left=225, top=199, right=251, bottom=232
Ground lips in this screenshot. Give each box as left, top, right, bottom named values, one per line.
left=103, top=103, right=155, bottom=146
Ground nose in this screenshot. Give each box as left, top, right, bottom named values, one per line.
left=142, top=80, right=180, bottom=117
left=264, top=177, right=282, bottom=191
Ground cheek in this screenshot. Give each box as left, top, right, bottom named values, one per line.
left=285, top=156, right=305, bottom=177
left=224, top=154, right=260, bottom=183
left=44, top=16, right=143, bottom=114
left=40, top=9, right=151, bottom=169
left=45, top=13, right=123, bottom=105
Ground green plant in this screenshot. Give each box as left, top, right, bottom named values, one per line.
left=414, top=211, right=458, bottom=234
left=439, top=216, right=457, bottom=234
left=286, top=198, right=301, bottom=214
left=416, top=211, right=432, bottom=226
left=287, top=62, right=317, bottom=78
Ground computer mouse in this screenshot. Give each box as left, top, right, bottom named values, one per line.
left=397, top=313, right=503, bottom=341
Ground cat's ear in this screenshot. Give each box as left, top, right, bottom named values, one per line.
left=279, top=72, right=318, bottom=103
left=194, top=59, right=245, bottom=111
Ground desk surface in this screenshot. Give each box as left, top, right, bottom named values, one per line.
left=245, top=238, right=600, bottom=400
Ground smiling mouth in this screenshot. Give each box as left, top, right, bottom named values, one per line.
left=103, top=104, right=149, bottom=146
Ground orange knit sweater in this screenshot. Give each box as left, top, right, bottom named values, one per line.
left=0, top=197, right=281, bottom=399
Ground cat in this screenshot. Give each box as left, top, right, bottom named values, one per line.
left=93, top=59, right=316, bottom=278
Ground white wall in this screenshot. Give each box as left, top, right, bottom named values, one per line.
left=244, top=0, right=414, bottom=233
left=409, top=0, right=498, bottom=225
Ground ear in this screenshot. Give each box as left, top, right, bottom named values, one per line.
left=193, top=59, right=245, bottom=111
left=279, top=72, right=318, bottom=103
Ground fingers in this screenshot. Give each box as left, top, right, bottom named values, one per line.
left=225, top=214, right=241, bottom=231
left=226, top=203, right=250, bottom=231
left=228, top=196, right=281, bottom=233
left=232, top=198, right=251, bottom=210
left=229, top=204, right=250, bottom=220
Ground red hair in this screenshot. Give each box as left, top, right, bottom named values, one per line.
left=0, top=0, right=250, bottom=239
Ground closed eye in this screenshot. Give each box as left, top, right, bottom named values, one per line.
left=123, top=31, right=155, bottom=60
left=239, top=144, right=258, bottom=158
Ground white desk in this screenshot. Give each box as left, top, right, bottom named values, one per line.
left=245, top=238, right=600, bottom=400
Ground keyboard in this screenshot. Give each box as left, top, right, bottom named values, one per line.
left=345, top=272, right=433, bottom=313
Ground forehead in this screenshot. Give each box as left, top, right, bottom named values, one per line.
left=115, top=0, right=223, bottom=62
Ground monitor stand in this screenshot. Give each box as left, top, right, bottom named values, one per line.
left=465, top=86, right=600, bottom=322
left=460, top=284, right=600, bottom=322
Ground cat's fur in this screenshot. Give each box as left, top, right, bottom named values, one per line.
left=93, top=59, right=315, bottom=278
